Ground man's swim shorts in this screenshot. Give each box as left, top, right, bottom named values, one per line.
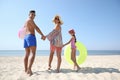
left=24, top=34, right=36, bottom=48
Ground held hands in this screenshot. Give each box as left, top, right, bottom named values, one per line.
left=62, top=44, right=66, bottom=48
left=62, top=42, right=69, bottom=48
left=41, top=35, right=46, bottom=40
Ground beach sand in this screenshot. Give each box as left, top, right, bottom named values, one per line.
left=0, top=55, right=120, bottom=80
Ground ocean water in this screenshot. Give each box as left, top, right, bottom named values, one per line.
left=0, top=50, right=120, bottom=56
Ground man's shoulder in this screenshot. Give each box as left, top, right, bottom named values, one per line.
left=26, top=18, right=34, bottom=23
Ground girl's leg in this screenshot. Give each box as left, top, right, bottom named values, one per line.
left=74, top=63, right=76, bottom=70
left=71, top=49, right=80, bottom=71
left=56, top=47, right=62, bottom=73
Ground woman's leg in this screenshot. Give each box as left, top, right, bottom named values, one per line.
left=56, top=47, right=62, bottom=73
left=48, top=51, right=55, bottom=70
left=48, top=44, right=55, bottom=70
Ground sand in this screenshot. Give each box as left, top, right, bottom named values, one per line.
left=0, top=55, right=120, bottom=80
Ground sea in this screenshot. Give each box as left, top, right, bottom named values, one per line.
left=0, top=50, right=120, bottom=56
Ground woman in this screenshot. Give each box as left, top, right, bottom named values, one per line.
left=46, top=15, right=63, bottom=73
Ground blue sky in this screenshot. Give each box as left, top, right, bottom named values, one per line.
left=0, top=0, right=120, bottom=50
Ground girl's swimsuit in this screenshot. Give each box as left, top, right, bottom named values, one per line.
left=71, top=38, right=76, bottom=49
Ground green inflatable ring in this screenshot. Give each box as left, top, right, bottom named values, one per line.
left=64, top=41, right=87, bottom=65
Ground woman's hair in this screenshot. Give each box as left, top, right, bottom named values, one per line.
left=52, top=15, right=63, bottom=25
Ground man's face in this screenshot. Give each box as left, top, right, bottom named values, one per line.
left=29, top=13, right=36, bottom=19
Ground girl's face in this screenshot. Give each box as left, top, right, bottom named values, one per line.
left=69, top=33, right=74, bottom=36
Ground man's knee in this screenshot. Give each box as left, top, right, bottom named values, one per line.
left=30, top=46, right=36, bottom=52
left=25, top=53, right=29, bottom=58
left=24, top=55, right=29, bottom=61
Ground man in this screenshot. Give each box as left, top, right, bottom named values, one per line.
left=23, top=10, right=45, bottom=76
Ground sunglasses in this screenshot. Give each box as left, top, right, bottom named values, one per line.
left=55, top=18, right=59, bottom=20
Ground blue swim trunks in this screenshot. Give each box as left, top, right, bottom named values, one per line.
left=24, top=34, right=36, bottom=48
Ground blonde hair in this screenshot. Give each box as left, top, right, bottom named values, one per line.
left=52, top=15, right=63, bottom=25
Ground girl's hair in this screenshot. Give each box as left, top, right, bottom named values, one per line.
left=69, top=29, right=77, bottom=43
left=73, top=34, right=77, bottom=43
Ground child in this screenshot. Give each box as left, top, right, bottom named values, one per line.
left=63, top=29, right=80, bottom=72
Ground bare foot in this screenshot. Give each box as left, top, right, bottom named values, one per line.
left=48, top=66, right=51, bottom=70
left=73, top=66, right=77, bottom=70
left=56, top=69, right=60, bottom=73
left=76, top=67, right=81, bottom=72
left=27, top=69, right=33, bottom=76
left=29, top=72, right=33, bottom=76
left=25, top=69, right=27, bottom=73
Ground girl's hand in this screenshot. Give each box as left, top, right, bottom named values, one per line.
left=62, top=44, right=65, bottom=48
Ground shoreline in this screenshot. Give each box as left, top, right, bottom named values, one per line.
left=0, top=50, right=120, bottom=56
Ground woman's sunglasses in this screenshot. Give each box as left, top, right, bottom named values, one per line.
left=55, top=18, right=59, bottom=20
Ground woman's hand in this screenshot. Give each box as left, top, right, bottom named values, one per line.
left=41, top=36, right=46, bottom=40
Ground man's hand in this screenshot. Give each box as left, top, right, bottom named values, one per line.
left=41, top=36, right=46, bottom=40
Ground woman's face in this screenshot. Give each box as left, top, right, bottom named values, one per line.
left=54, top=17, right=60, bottom=24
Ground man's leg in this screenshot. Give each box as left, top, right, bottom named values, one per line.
left=24, top=47, right=30, bottom=72
left=27, top=46, right=36, bottom=76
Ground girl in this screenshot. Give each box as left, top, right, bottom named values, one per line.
left=63, top=29, right=80, bottom=72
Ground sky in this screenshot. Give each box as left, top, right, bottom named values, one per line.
left=0, top=0, right=120, bottom=50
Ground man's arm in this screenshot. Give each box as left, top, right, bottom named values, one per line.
left=30, top=20, right=44, bottom=36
